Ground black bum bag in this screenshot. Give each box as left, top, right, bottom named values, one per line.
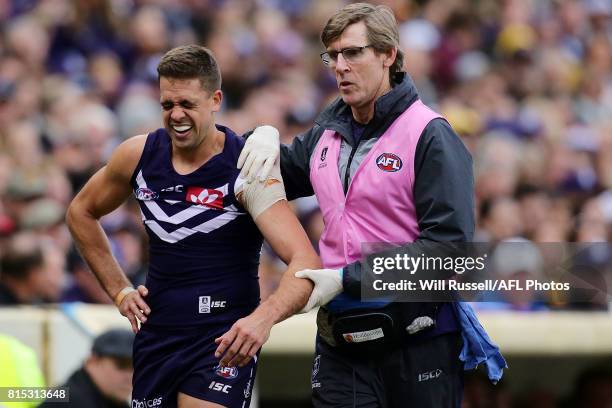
left=317, top=303, right=440, bottom=352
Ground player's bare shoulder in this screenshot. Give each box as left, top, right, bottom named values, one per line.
left=106, top=134, right=149, bottom=182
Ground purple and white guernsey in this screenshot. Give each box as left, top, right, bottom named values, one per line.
left=130, top=125, right=262, bottom=327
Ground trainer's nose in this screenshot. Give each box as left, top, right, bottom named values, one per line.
left=335, top=53, right=350, bottom=73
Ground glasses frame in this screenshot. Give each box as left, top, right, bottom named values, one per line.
left=320, top=45, right=373, bottom=66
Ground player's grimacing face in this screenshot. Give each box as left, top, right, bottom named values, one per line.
left=159, top=76, right=221, bottom=150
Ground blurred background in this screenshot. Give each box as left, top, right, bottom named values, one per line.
left=0, top=0, right=610, bottom=407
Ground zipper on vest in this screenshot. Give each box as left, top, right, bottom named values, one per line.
left=343, top=143, right=358, bottom=193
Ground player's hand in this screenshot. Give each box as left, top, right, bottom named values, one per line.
left=237, top=125, right=280, bottom=183
left=117, top=285, right=150, bottom=334
left=214, top=312, right=274, bottom=368
left=295, top=268, right=343, bottom=313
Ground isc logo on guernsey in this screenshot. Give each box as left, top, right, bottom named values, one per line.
left=132, top=397, right=162, bottom=408
left=199, top=296, right=226, bottom=314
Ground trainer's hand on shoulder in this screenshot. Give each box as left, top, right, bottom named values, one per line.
left=214, top=312, right=274, bottom=368
left=116, top=285, right=150, bottom=333
left=295, top=268, right=343, bottom=313
left=237, top=125, right=280, bottom=182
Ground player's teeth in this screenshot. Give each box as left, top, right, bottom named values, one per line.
left=173, top=125, right=192, bottom=132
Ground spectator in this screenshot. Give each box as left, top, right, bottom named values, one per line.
left=39, top=328, right=135, bottom=408
left=0, top=232, right=62, bottom=304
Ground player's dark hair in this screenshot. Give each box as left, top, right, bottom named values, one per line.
left=157, top=45, right=222, bottom=93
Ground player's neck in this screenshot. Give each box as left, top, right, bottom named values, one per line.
left=172, top=128, right=225, bottom=175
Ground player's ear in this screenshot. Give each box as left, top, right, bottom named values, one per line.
left=211, top=90, right=223, bottom=113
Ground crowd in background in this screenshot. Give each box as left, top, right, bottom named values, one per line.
left=0, top=0, right=610, bottom=404
left=0, top=0, right=611, bottom=306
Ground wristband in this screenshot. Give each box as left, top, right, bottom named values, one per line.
left=114, top=286, right=136, bottom=307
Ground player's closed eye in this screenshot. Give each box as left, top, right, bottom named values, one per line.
left=161, top=101, right=196, bottom=110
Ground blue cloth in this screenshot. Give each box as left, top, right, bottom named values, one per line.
left=454, top=302, right=507, bottom=384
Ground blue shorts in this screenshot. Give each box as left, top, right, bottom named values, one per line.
left=132, top=323, right=258, bottom=408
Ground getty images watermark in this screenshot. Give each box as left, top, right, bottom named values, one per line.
left=358, top=241, right=611, bottom=308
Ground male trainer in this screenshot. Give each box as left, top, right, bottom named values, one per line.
left=237, top=4, right=506, bottom=407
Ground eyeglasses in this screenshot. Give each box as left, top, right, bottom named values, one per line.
left=320, top=45, right=373, bottom=66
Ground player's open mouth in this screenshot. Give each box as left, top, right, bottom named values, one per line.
left=172, top=124, right=193, bottom=135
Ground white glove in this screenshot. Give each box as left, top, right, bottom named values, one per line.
left=237, top=125, right=280, bottom=182
left=295, top=268, right=343, bottom=313
left=405, top=316, right=435, bottom=334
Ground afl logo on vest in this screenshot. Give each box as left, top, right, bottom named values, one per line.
left=376, top=153, right=403, bottom=172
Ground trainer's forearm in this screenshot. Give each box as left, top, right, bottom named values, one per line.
left=66, top=204, right=132, bottom=301
left=256, top=254, right=320, bottom=324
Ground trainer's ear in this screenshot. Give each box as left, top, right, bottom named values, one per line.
left=382, top=47, right=397, bottom=69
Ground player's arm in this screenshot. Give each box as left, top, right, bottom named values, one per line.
left=214, top=162, right=320, bottom=367
left=65, top=135, right=150, bottom=333
left=253, top=199, right=320, bottom=318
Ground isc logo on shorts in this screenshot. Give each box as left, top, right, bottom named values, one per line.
left=418, top=368, right=443, bottom=382
left=199, top=296, right=226, bottom=313
left=209, top=381, right=232, bottom=394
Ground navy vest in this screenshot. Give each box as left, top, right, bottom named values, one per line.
left=130, top=126, right=262, bottom=327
